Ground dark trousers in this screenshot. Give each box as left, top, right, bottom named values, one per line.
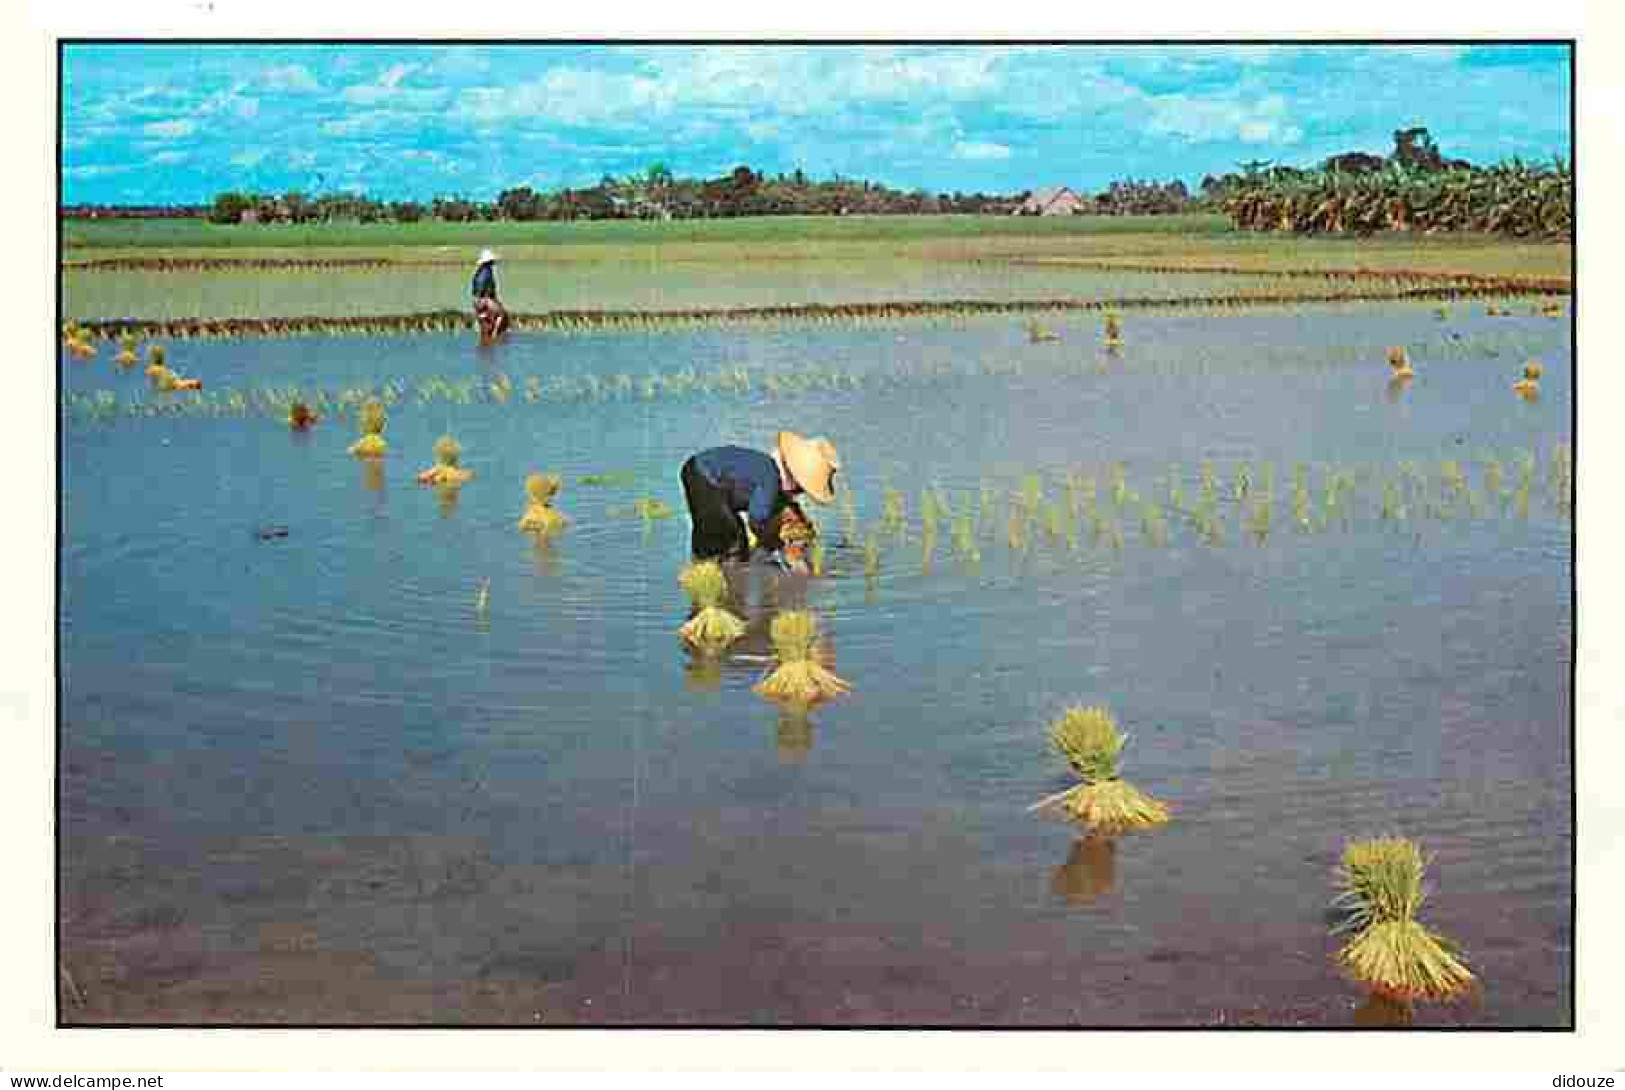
left=681, top=457, right=749, bottom=562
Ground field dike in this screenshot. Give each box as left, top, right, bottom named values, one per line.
left=70, top=282, right=1570, bottom=342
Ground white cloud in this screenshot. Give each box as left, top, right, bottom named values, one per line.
left=66, top=164, right=135, bottom=179
left=199, top=85, right=260, bottom=121
left=953, top=140, right=1012, bottom=161
left=342, top=63, right=439, bottom=107
left=458, top=66, right=670, bottom=126
left=142, top=118, right=195, bottom=139
left=230, top=149, right=268, bottom=168
left=149, top=150, right=188, bottom=165
left=1145, top=91, right=1303, bottom=145
left=259, top=64, right=320, bottom=93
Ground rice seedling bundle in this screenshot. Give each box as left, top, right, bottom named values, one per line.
left=518, top=473, right=569, bottom=534
left=677, top=560, right=746, bottom=651
left=1331, top=837, right=1475, bottom=1003
left=1523, top=359, right=1544, bottom=380
left=1513, top=377, right=1540, bottom=400
left=348, top=400, right=388, bottom=457
left=1031, top=706, right=1170, bottom=834
left=418, top=435, right=474, bottom=486
left=1026, top=318, right=1060, bottom=344
left=753, top=610, right=851, bottom=705
left=1200, top=461, right=1217, bottom=504
left=1103, top=312, right=1123, bottom=348
left=114, top=332, right=139, bottom=367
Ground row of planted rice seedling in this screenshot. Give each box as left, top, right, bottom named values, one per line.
left=59, top=328, right=1568, bottom=431
left=64, top=277, right=1571, bottom=343
left=831, top=451, right=1571, bottom=579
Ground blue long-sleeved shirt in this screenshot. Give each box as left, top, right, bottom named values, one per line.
left=692, top=445, right=790, bottom=528
left=472, top=263, right=497, bottom=300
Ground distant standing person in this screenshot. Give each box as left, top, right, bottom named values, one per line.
left=472, top=248, right=510, bottom=343
left=680, top=432, right=840, bottom=570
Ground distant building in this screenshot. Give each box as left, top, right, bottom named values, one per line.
left=1014, top=187, right=1088, bottom=216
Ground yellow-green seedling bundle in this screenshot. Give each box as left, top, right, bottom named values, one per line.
left=1026, top=318, right=1061, bottom=344
left=677, top=560, right=746, bottom=652
left=1386, top=346, right=1414, bottom=378
left=418, top=435, right=474, bottom=486
left=114, top=332, right=140, bottom=367
left=1330, top=836, right=1476, bottom=1003
left=753, top=610, right=851, bottom=705
left=1030, top=706, right=1170, bottom=834
left=1514, top=360, right=1542, bottom=399
left=1103, top=312, right=1123, bottom=348
left=518, top=473, right=568, bottom=534
left=348, top=399, right=388, bottom=458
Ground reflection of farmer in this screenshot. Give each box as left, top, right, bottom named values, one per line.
left=472, top=248, right=509, bottom=342
left=680, top=432, right=839, bottom=570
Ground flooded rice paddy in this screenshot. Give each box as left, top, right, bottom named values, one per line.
left=59, top=297, right=1571, bottom=1026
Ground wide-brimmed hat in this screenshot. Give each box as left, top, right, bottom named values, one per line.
left=777, top=431, right=840, bottom=505
left=477, top=248, right=500, bottom=266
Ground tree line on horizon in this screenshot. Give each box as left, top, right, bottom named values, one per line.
left=60, top=128, right=1570, bottom=237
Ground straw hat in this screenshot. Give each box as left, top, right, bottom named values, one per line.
left=777, top=431, right=840, bottom=504
left=476, top=248, right=500, bottom=266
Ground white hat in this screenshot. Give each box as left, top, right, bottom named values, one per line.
left=477, top=249, right=500, bottom=266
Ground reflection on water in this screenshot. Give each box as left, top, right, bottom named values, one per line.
left=776, top=706, right=815, bottom=763
left=361, top=459, right=385, bottom=494
left=1353, top=991, right=1415, bottom=1028
left=526, top=532, right=561, bottom=577
left=436, top=482, right=462, bottom=518
left=682, top=651, right=723, bottom=692
left=1049, top=834, right=1118, bottom=907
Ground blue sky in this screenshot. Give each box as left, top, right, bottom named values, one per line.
left=60, top=43, right=1572, bottom=205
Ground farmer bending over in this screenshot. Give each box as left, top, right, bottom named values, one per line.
left=472, top=248, right=510, bottom=342
left=681, top=432, right=840, bottom=572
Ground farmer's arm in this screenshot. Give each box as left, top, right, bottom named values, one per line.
left=747, top=480, right=779, bottom=537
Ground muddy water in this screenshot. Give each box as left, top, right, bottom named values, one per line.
left=59, top=302, right=1571, bottom=1025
